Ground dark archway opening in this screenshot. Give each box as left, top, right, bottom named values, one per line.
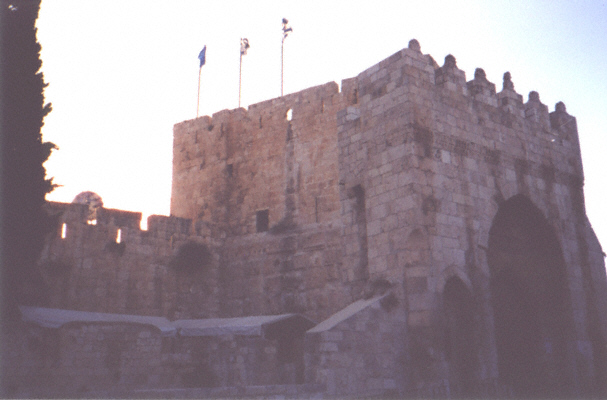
left=488, top=195, right=575, bottom=398
left=443, top=277, right=477, bottom=397
left=491, top=269, right=543, bottom=394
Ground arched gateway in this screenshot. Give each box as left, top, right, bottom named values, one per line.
left=488, top=194, right=576, bottom=397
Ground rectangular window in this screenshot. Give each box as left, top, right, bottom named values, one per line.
left=256, top=209, right=269, bottom=232
left=61, top=223, right=67, bottom=239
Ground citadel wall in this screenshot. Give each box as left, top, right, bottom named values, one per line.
left=30, top=39, right=607, bottom=397
left=171, top=81, right=360, bottom=321
left=171, top=81, right=347, bottom=232
left=41, top=201, right=220, bottom=320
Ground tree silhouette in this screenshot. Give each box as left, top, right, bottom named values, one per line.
left=1, top=0, right=56, bottom=323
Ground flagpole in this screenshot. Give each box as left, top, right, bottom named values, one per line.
left=197, top=45, right=206, bottom=118
left=239, top=38, right=249, bottom=108
left=197, top=65, right=202, bottom=117
left=239, top=51, right=242, bottom=108
left=280, top=35, right=286, bottom=97
left=281, top=19, right=292, bottom=97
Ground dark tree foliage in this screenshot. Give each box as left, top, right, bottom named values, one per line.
left=0, top=0, right=56, bottom=323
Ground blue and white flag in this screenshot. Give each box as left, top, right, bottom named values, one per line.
left=198, top=45, right=206, bottom=68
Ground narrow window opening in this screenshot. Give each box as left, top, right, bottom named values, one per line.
left=286, top=108, right=293, bottom=121
left=259, top=116, right=263, bottom=128
left=352, top=88, right=358, bottom=104
left=140, top=214, right=149, bottom=231
left=256, top=209, right=269, bottom=232
left=320, top=99, right=325, bottom=113
left=226, top=164, right=233, bottom=177
left=61, top=223, right=67, bottom=239
left=315, top=197, right=320, bottom=223
left=116, top=229, right=122, bottom=243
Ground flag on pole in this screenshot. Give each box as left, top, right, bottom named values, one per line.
left=240, top=38, right=250, bottom=56
left=198, top=45, right=207, bottom=67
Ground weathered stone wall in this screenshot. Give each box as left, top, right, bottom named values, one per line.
left=335, top=39, right=607, bottom=395
left=171, top=81, right=348, bottom=233
left=41, top=201, right=220, bottom=320
left=167, top=82, right=362, bottom=322
left=1, top=321, right=166, bottom=398
left=174, top=335, right=285, bottom=388
left=1, top=319, right=305, bottom=398
left=217, top=223, right=347, bottom=322
left=305, top=294, right=407, bottom=397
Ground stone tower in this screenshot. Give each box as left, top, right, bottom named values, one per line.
left=170, top=39, right=607, bottom=397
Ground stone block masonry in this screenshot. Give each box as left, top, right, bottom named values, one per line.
left=24, top=38, right=607, bottom=398
left=334, top=39, right=606, bottom=397
left=40, top=201, right=220, bottom=320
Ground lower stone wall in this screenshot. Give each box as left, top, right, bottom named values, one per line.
left=1, top=321, right=166, bottom=398
left=305, top=293, right=408, bottom=397
left=219, top=222, right=350, bottom=322
left=126, top=383, right=325, bottom=399
left=0, top=320, right=300, bottom=398
left=167, top=335, right=299, bottom=388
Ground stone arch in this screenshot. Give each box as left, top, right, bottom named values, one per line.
left=437, top=265, right=472, bottom=294
left=442, top=276, right=477, bottom=397
left=487, top=194, right=575, bottom=397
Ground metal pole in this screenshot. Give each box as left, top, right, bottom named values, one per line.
left=197, top=66, right=202, bottom=117
left=281, top=19, right=291, bottom=97
left=239, top=38, right=249, bottom=108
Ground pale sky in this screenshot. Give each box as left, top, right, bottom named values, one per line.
left=37, top=0, right=606, bottom=248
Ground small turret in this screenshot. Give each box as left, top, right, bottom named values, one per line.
left=502, top=72, right=514, bottom=91
left=524, top=91, right=550, bottom=129
left=435, top=54, right=467, bottom=92
left=498, top=72, right=524, bottom=118
left=408, top=39, right=421, bottom=53
left=550, top=101, right=578, bottom=141
left=467, top=68, right=497, bottom=106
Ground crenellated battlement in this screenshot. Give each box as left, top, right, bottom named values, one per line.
left=46, top=201, right=203, bottom=240
left=171, top=39, right=583, bottom=236
left=359, top=39, right=576, bottom=137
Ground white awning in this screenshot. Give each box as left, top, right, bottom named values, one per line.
left=19, top=305, right=177, bottom=336
left=174, top=314, right=299, bottom=337
left=19, top=306, right=316, bottom=339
